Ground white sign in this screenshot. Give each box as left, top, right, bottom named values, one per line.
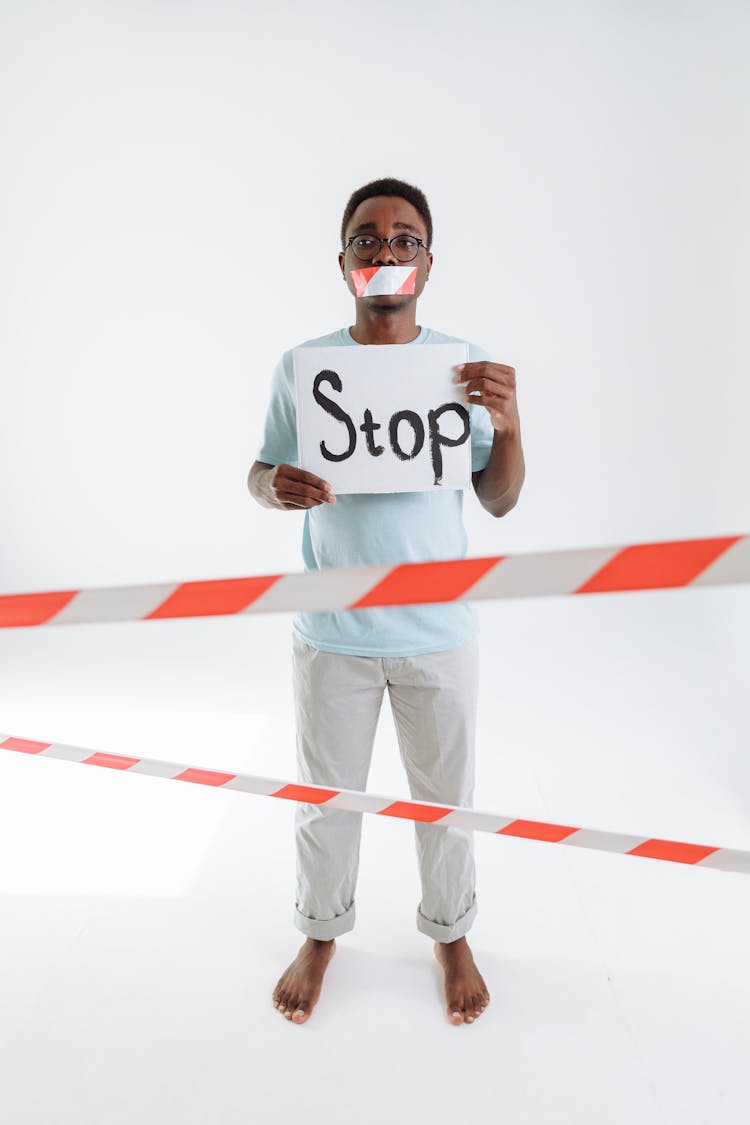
left=293, top=343, right=471, bottom=494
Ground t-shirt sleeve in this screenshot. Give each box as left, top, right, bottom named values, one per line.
left=256, top=351, right=299, bottom=467
left=467, top=342, right=495, bottom=473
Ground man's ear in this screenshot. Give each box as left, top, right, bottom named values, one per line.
left=338, top=251, right=345, bottom=278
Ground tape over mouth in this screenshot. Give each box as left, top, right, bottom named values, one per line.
left=350, top=265, right=418, bottom=298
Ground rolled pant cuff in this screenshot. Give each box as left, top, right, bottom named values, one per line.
left=416, top=896, right=477, bottom=943
left=294, top=901, right=356, bottom=940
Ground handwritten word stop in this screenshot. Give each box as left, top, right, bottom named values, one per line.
left=294, top=343, right=472, bottom=495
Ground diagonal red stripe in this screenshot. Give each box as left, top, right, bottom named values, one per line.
left=351, top=556, right=502, bottom=609
left=379, top=801, right=452, bottom=823
left=394, top=268, right=418, bottom=295
left=271, top=783, right=340, bottom=804
left=84, top=752, right=140, bottom=770
left=146, top=575, right=281, bottom=619
left=498, top=819, right=579, bottom=843
left=175, top=767, right=237, bottom=787
left=0, top=591, right=78, bottom=628
left=575, top=537, right=741, bottom=594
left=1, top=736, right=52, bottom=754
left=627, top=839, right=719, bottom=864
left=351, top=267, right=378, bottom=297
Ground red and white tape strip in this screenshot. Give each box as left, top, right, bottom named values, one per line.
left=2, top=734, right=748, bottom=874
left=0, top=535, right=747, bottom=629
left=350, top=265, right=418, bottom=297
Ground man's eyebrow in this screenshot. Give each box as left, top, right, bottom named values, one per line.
left=351, top=221, right=422, bottom=234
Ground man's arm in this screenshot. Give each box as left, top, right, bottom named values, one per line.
left=471, top=428, right=525, bottom=518
left=248, top=460, right=336, bottom=511
left=456, top=361, right=525, bottom=519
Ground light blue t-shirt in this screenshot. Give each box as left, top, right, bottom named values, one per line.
left=257, top=325, right=495, bottom=656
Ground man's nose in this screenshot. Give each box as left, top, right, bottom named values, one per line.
left=372, top=238, right=398, bottom=265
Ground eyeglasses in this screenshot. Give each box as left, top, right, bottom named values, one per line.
left=345, top=234, right=427, bottom=263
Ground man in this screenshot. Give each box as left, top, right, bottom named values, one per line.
left=248, top=177, right=525, bottom=1026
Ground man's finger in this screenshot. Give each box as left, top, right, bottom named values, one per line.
left=277, top=465, right=332, bottom=491
left=456, top=361, right=516, bottom=377
left=464, top=380, right=514, bottom=398
left=277, top=479, right=336, bottom=505
left=278, top=486, right=335, bottom=506
left=279, top=477, right=323, bottom=496
left=278, top=493, right=328, bottom=509
left=468, top=393, right=516, bottom=412
left=464, top=377, right=514, bottom=392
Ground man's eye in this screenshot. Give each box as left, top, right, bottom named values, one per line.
left=356, top=238, right=377, bottom=249
left=394, top=237, right=417, bottom=251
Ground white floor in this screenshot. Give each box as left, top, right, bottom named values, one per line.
left=1, top=588, right=749, bottom=1124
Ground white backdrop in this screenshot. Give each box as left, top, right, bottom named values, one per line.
left=1, top=0, right=748, bottom=593
left=2, top=5, right=750, bottom=1123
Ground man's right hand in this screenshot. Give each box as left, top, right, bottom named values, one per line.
left=249, top=462, right=336, bottom=511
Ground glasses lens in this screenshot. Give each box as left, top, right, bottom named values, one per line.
left=392, top=235, right=420, bottom=262
left=351, top=236, right=379, bottom=260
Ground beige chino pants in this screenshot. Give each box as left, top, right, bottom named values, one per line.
left=291, top=633, right=479, bottom=942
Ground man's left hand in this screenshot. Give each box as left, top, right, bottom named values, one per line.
left=455, top=362, right=519, bottom=438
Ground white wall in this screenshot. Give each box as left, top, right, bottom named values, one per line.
left=1, top=0, right=747, bottom=593
left=1, top=16, right=749, bottom=1119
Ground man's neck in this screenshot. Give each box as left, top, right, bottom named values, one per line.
left=349, top=308, right=422, bottom=345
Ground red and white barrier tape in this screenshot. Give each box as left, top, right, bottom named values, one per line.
left=2, top=733, right=747, bottom=874
left=0, top=534, right=747, bottom=629
left=350, top=265, right=418, bottom=297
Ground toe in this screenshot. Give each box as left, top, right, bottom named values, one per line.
left=448, top=1003, right=463, bottom=1025
left=292, top=1002, right=310, bottom=1024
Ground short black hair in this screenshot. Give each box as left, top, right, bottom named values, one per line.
left=340, top=177, right=433, bottom=249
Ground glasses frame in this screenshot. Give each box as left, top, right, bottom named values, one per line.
left=345, top=234, right=428, bottom=263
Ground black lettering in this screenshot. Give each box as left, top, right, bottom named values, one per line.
left=427, top=402, right=470, bottom=485
left=313, top=369, right=357, bottom=462
left=388, top=410, right=425, bottom=461
left=359, top=408, right=384, bottom=456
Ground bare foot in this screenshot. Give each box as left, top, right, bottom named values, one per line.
left=272, top=938, right=336, bottom=1024
left=434, top=936, right=490, bottom=1025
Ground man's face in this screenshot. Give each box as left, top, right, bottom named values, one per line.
left=339, top=195, right=433, bottom=311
